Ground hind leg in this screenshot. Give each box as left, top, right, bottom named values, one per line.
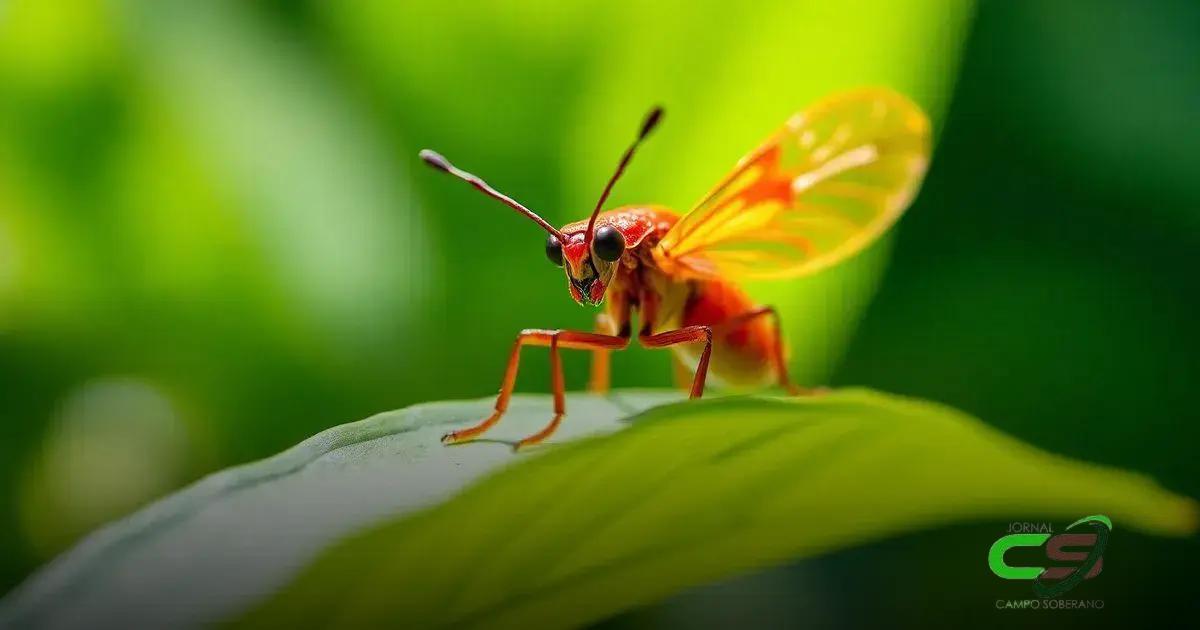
left=709, top=306, right=824, bottom=396
left=715, top=306, right=820, bottom=393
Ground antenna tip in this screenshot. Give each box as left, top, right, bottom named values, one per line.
left=419, top=149, right=452, bottom=172
left=640, top=106, right=665, bottom=138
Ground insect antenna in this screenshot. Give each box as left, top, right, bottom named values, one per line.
left=419, top=149, right=564, bottom=239
left=584, top=106, right=664, bottom=249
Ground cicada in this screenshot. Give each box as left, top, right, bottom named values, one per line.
left=420, top=88, right=930, bottom=449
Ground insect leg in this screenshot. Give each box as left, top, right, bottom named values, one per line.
left=513, top=329, right=631, bottom=449
left=638, top=326, right=713, bottom=399
left=511, top=333, right=565, bottom=451
left=443, top=328, right=629, bottom=447
left=708, top=306, right=822, bottom=395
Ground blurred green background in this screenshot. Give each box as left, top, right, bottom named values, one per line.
left=0, top=0, right=1196, bottom=624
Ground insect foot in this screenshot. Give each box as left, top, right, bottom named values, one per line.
left=441, top=409, right=504, bottom=445
left=512, top=413, right=565, bottom=452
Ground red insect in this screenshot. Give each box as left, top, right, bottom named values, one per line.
left=420, top=88, right=930, bottom=449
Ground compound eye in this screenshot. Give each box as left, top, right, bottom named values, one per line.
left=545, top=234, right=564, bottom=266
left=592, top=225, right=625, bottom=262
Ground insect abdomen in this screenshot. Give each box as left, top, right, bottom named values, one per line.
left=677, top=279, right=777, bottom=387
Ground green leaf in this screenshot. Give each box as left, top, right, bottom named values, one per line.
left=3, top=390, right=1194, bottom=629
left=240, top=391, right=1195, bottom=629
left=0, top=392, right=678, bottom=628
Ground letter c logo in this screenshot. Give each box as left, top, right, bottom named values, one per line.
left=988, top=533, right=1050, bottom=579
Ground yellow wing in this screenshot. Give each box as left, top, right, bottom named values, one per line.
left=653, top=88, right=930, bottom=280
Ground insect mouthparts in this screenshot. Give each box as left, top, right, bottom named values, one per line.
left=571, top=276, right=594, bottom=295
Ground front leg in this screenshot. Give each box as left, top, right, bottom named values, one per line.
left=443, top=328, right=630, bottom=449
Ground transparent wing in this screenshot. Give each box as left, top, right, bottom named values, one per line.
left=653, top=88, right=931, bottom=280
